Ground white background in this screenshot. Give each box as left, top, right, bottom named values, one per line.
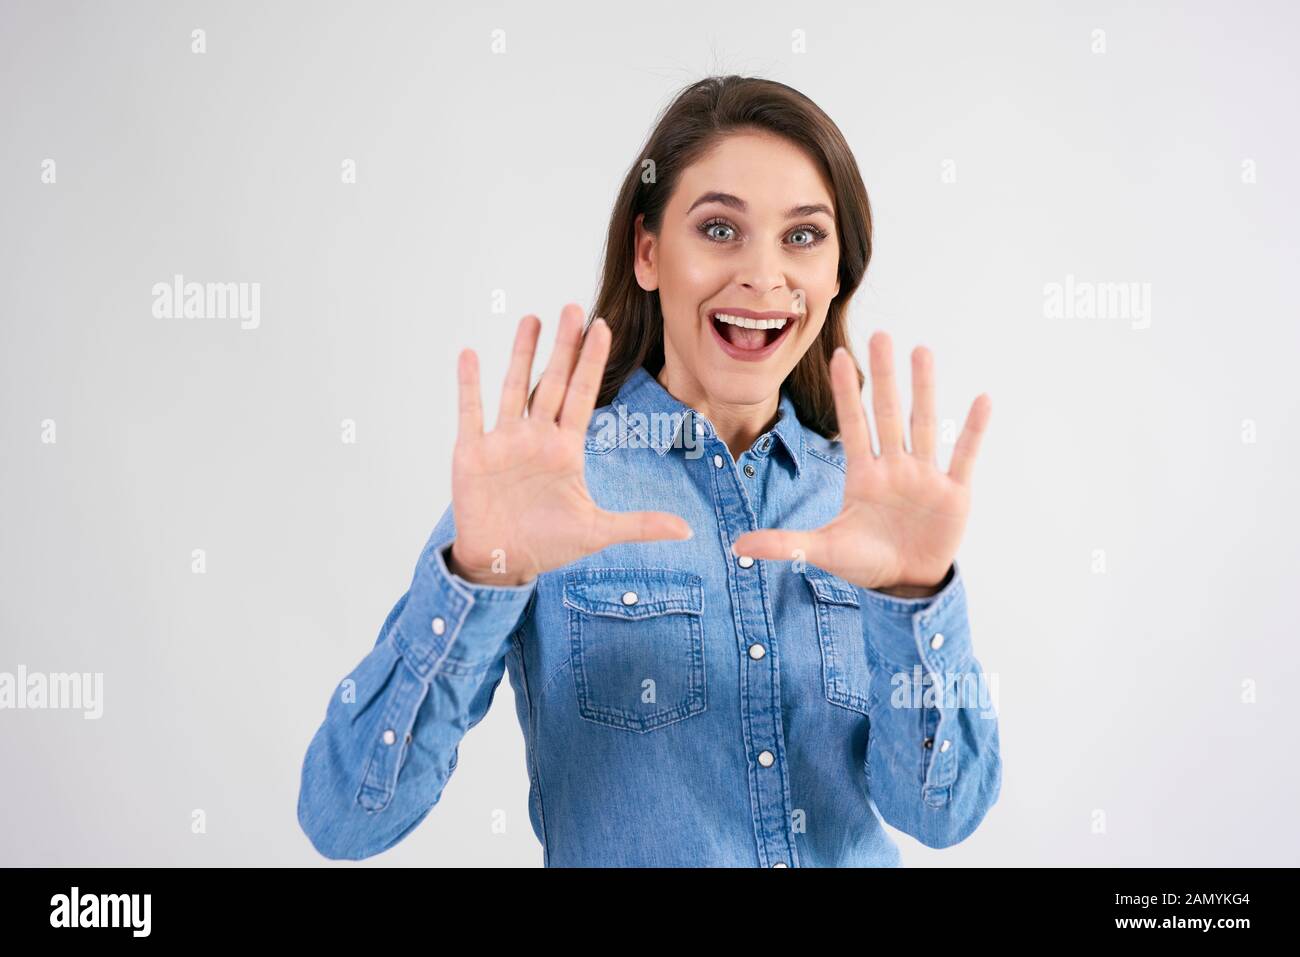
left=1, top=0, right=1297, bottom=865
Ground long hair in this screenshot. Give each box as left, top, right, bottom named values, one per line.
left=532, top=74, right=871, bottom=439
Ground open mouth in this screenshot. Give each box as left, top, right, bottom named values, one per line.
left=707, top=309, right=797, bottom=361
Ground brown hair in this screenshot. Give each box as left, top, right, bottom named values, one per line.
left=534, top=74, right=871, bottom=439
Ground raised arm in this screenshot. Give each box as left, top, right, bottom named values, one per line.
left=296, top=304, right=693, bottom=859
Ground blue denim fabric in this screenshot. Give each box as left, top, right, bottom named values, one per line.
left=297, top=365, right=1002, bottom=865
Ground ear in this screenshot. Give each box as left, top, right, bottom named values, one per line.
left=632, top=213, right=659, bottom=292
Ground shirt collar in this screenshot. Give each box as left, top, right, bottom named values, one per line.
left=766, top=388, right=805, bottom=478
left=604, top=365, right=804, bottom=477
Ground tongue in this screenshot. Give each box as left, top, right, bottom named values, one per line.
left=720, top=322, right=768, bottom=350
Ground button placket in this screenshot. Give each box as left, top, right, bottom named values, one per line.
left=706, top=424, right=795, bottom=868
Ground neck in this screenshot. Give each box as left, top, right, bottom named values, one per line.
left=656, top=362, right=780, bottom=462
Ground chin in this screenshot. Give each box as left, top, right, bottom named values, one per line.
left=704, top=367, right=786, bottom=404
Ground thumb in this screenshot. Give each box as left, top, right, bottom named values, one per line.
left=596, top=509, right=693, bottom=549
left=731, top=528, right=820, bottom=565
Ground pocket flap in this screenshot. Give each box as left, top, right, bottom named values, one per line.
left=563, top=568, right=704, bottom=620
left=800, top=565, right=861, bottom=607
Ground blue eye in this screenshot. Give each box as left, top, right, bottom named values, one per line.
left=700, top=219, right=736, bottom=242
left=697, top=217, right=829, bottom=248
left=789, top=226, right=826, bottom=246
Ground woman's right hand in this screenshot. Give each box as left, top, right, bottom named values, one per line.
left=447, top=303, right=693, bottom=586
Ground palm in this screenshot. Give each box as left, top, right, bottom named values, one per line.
left=450, top=305, right=691, bottom=585
left=732, top=332, right=990, bottom=593
left=453, top=418, right=609, bottom=577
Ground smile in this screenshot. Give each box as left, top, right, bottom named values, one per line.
left=707, top=309, right=797, bottom=362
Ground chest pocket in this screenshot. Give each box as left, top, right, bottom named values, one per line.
left=563, top=567, right=706, bottom=733
left=801, top=565, right=874, bottom=716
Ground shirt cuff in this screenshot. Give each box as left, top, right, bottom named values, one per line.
left=858, top=558, right=972, bottom=670
left=391, top=536, right=537, bottom=681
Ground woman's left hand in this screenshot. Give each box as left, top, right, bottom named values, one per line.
left=731, top=332, right=991, bottom=596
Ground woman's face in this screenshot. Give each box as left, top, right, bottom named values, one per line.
left=635, top=129, right=841, bottom=410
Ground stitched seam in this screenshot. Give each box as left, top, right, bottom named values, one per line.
left=357, top=661, right=420, bottom=810
left=510, top=628, right=550, bottom=864
left=755, top=551, right=798, bottom=865
left=568, top=602, right=706, bottom=732
left=352, top=649, right=405, bottom=810
left=804, top=445, right=847, bottom=474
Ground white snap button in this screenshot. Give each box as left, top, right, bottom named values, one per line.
left=758, top=750, right=775, bottom=767
left=940, top=739, right=951, bottom=752
left=382, top=729, right=396, bottom=745
left=772, top=861, right=788, bottom=867
left=930, top=632, right=944, bottom=649
left=748, top=643, right=766, bottom=660
left=432, top=616, right=446, bottom=636
left=713, top=454, right=723, bottom=468
left=621, top=591, right=638, bottom=605
left=737, top=555, right=754, bottom=568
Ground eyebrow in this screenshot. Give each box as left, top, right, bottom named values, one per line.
left=686, top=191, right=834, bottom=220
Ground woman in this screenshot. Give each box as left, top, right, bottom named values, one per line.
left=297, top=75, right=1001, bottom=866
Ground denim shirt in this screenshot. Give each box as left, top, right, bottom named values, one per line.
left=298, top=365, right=1002, bottom=866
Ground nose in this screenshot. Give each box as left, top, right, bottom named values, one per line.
left=737, top=241, right=786, bottom=295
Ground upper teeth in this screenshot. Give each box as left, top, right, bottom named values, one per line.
left=713, top=313, right=789, bottom=330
